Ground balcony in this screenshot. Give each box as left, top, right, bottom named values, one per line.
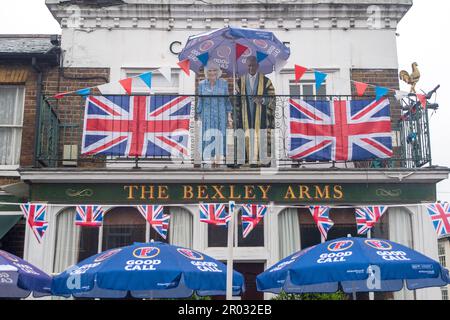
left=34, top=94, right=432, bottom=170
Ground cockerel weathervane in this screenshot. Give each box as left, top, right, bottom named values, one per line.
left=399, top=62, right=421, bottom=93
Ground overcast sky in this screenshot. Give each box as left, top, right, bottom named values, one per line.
left=0, top=0, right=449, bottom=201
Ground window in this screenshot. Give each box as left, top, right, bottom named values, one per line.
left=442, top=288, right=448, bottom=301
left=125, top=69, right=179, bottom=94
left=438, top=241, right=446, bottom=267
left=289, top=80, right=326, bottom=98
left=0, top=86, right=25, bottom=166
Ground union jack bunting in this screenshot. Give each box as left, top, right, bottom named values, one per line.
left=75, top=205, right=105, bottom=227
left=426, top=203, right=450, bottom=237
left=81, top=95, right=192, bottom=157
left=309, top=206, right=334, bottom=240
left=288, top=98, right=393, bottom=161
left=360, top=206, right=388, bottom=229
left=355, top=208, right=370, bottom=235
left=137, top=205, right=170, bottom=239
left=199, top=203, right=230, bottom=226
left=241, top=204, right=268, bottom=238
left=20, top=204, right=49, bottom=243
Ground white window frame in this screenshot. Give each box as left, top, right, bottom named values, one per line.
left=0, top=86, right=25, bottom=169
left=121, top=68, right=180, bottom=95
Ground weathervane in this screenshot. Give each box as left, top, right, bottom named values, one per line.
left=399, top=62, right=421, bottom=93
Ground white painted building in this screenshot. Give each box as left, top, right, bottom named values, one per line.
left=13, top=0, right=449, bottom=300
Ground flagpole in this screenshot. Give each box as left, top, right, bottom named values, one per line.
left=226, top=201, right=235, bottom=300
left=368, top=229, right=375, bottom=301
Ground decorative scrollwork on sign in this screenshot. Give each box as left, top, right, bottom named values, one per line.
left=66, top=189, right=94, bottom=198
left=376, top=189, right=402, bottom=198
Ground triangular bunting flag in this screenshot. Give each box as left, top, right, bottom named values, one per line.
left=426, top=203, right=450, bottom=237
left=199, top=203, right=230, bottom=226
left=75, top=88, right=92, bottom=96
left=54, top=92, right=68, bottom=99
left=256, top=51, right=269, bottom=63
left=375, top=86, right=389, bottom=101
left=137, top=205, right=170, bottom=239
left=119, top=78, right=133, bottom=95
left=314, top=71, right=327, bottom=91
left=197, top=52, right=209, bottom=66
left=177, top=59, right=191, bottom=76
left=294, top=65, right=308, bottom=83
left=241, top=204, right=268, bottom=238
left=395, top=90, right=409, bottom=101
left=158, top=66, right=172, bottom=83
left=309, top=206, right=334, bottom=241
left=138, top=72, right=153, bottom=89
left=417, top=94, right=427, bottom=108
left=236, top=43, right=248, bottom=59
left=75, top=205, right=104, bottom=227
left=20, top=203, right=49, bottom=244
left=354, top=81, right=369, bottom=97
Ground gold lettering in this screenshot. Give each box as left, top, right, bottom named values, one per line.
left=315, top=185, right=330, bottom=199
left=284, top=186, right=297, bottom=200
left=158, top=186, right=169, bottom=200
left=211, top=185, right=226, bottom=200
left=244, top=185, right=256, bottom=200
left=229, top=185, right=241, bottom=200
left=183, top=185, right=194, bottom=199
left=333, top=185, right=344, bottom=200
left=140, top=185, right=155, bottom=200
left=197, top=185, right=209, bottom=200
left=299, top=185, right=312, bottom=199
left=258, top=185, right=271, bottom=200
left=124, top=185, right=139, bottom=200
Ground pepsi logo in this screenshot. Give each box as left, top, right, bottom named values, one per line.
left=328, top=240, right=354, bottom=252
left=253, top=39, right=268, bottom=49
left=217, top=45, right=231, bottom=58
left=177, top=248, right=204, bottom=261
left=133, top=247, right=160, bottom=259
left=0, top=250, right=19, bottom=263
left=365, top=240, right=393, bottom=251
left=94, top=248, right=121, bottom=262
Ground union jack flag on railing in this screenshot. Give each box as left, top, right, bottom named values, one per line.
left=199, top=203, right=230, bottom=226
left=137, top=205, right=170, bottom=239
left=426, top=203, right=450, bottom=237
left=241, top=204, right=268, bottom=238
left=20, top=204, right=49, bottom=243
left=75, top=205, right=105, bottom=227
left=309, top=206, right=334, bottom=240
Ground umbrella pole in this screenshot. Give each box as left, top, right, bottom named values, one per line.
left=226, top=201, right=235, bottom=300
left=368, top=230, right=375, bottom=301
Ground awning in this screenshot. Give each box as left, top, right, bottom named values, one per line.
left=0, top=193, right=22, bottom=240
left=0, top=215, right=22, bottom=240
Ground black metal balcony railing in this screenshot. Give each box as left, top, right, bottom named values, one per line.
left=35, top=94, right=433, bottom=169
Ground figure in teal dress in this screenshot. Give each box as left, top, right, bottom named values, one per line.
left=197, top=62, right=233, bottom=162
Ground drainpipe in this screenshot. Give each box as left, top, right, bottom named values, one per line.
left=31, top=57, right=43, bottom=168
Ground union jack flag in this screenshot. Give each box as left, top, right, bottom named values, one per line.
left=288, top=98, right=393, bottom=161
left=20, top=204, right=48, bottom=243
left=137, top=205, right=170, bottom=239
left=426, top=203, right=450, bottom=237
left=75, top=205, right=104, bottom=227
left=360, top=206, right=387, bottom=229
left=309, top=206, right=334, bottom=240
left=355, top=208, right=370, bottom=235
left=241, top=204, right=268, bottom=238
left=199, top=203, right=230, bottom=226
left=81, top=95, right=192, bottom=157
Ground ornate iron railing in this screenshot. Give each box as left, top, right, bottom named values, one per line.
left=34, top=94, right=434, bottom=169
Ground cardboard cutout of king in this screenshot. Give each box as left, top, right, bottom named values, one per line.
left=235, top=56, right=275, bottom=165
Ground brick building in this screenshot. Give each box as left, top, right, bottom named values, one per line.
left=0, top=0, right=449, bottom=300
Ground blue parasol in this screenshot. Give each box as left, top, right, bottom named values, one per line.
left=257, top=237, right=450, bottom=295
left=0, top=249, right=52, bottom=298
left=52, top=242, right=245, bottom=298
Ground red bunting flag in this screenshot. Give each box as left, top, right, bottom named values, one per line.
left=177, top=59, right=190, bottom=76
left=417, top=94, right=427, bottom=108
left=294, top=65, right=308, bottom=83
left=119, top=78, right=133, bottom=95
left=236, top=43, right=248, bottom=59
left=54, top=92, right=68, bottom=99
left=354, top=81, right=369, bottom=97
